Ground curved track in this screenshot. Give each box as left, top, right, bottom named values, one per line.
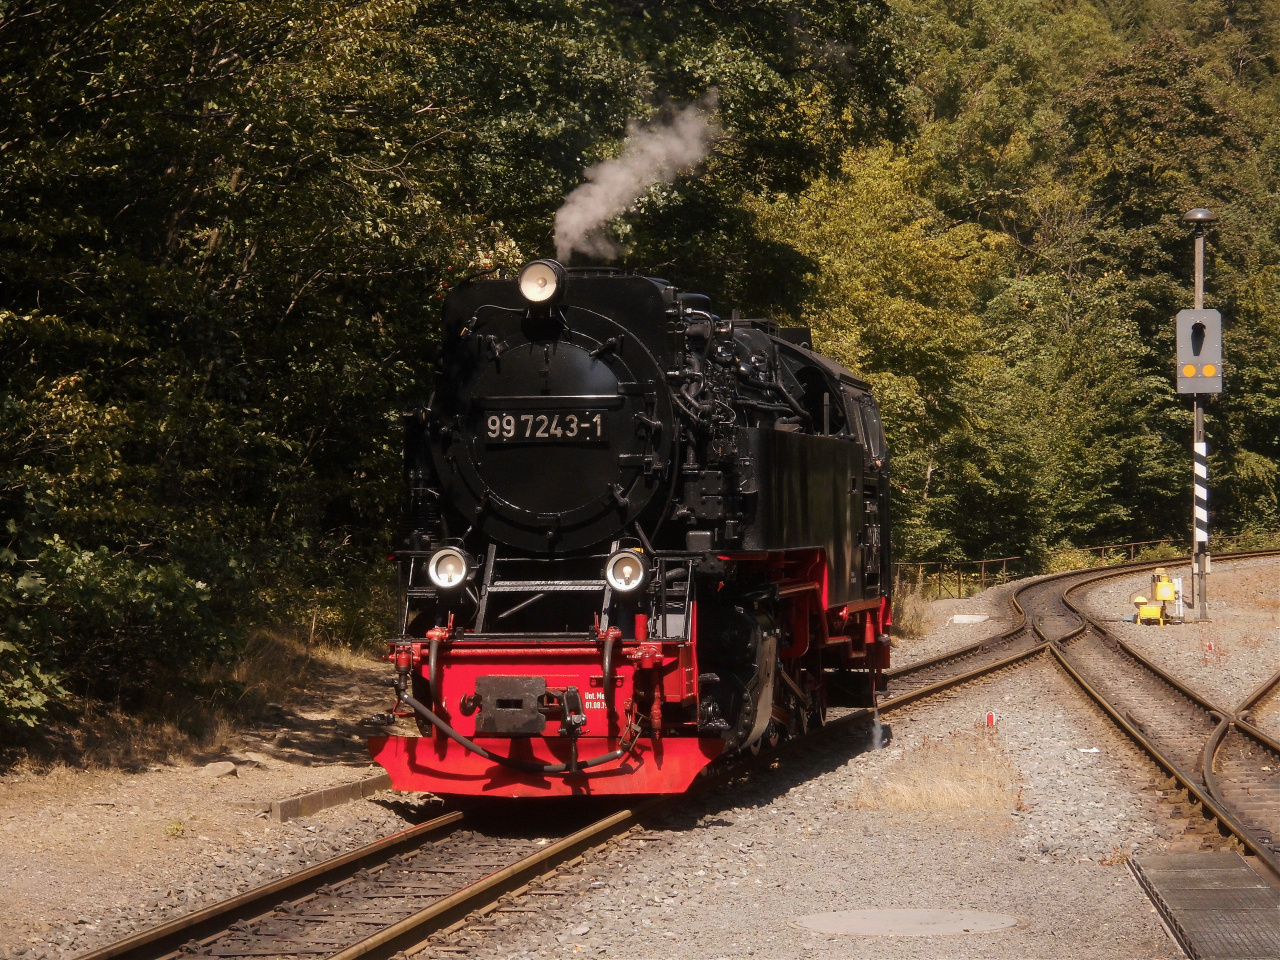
left=1048, top=551, right=1280, bottom=878
left=75, top=550, right=1280, bottom=960
left=874, top=565, right=1125, bottom=711
left=1220, top=667, right=1280, bottom=855
left=853, top=550, right=1280, bottom=879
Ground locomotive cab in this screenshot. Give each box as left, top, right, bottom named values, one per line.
left=369, top=261, right=892, bottom=796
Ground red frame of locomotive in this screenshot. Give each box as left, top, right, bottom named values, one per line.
left=369, top=548, right=890, bottom=796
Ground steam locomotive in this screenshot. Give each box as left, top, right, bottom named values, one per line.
left=368, top=261, right=891, bottom=796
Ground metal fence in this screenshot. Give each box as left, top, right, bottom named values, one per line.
left=893, top=530, right=1280, bottom=600
left=892, top=556, right=1025, bottom=600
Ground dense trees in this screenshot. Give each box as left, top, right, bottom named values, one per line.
left=740, top=2, right=1280, bottom=562
left=0, top=0, right=908, bottom=722
left=0, top=0, right=649, bottom=721
left=2, top=0, right=1278, bottom=726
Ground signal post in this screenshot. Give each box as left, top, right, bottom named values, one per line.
left=1177, top=208, right=1222, bottom=621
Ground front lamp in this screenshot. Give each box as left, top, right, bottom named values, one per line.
left=427, top=547, right=473, bottom=590
left=518, top=259, right=566, bottom=305
left=605, top=549, right=649, bottom=593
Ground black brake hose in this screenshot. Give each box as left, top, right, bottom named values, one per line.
left=398, top=692, right=629, bottom=775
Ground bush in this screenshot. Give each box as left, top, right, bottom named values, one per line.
left=2, top=536, right=232, bottom=715
left=0, top=638, right=63, bottom=728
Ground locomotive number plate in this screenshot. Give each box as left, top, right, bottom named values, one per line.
left=484, top=411, right=607, bottom=443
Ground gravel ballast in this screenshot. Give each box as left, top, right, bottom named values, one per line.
left=1075, top=555, right=1280, bottom=711
left=440, top=656, right=1198, bottom=960
left=0, top=654, right=440, bottom=960
left=889, top=578, right=1030, bottom=669
left=0, top=763, right=436, bottom=959
left=12, top=561, right=1273, bottom=959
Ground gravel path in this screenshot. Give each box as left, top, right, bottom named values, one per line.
left=1075, top=556, right=1280, bottom=711
left=0, top=761, right=439, bottom=959
left=0, top=653, right=447, bottom=960
left=443, top=655, right=1200, bottom=960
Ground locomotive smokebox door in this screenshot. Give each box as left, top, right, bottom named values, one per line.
left=474, top=676, right=548, bottom=735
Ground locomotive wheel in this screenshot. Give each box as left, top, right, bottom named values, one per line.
left=791, top=691, right=826, bottom=738
left=747, top=722, right=781, bottom=756
left=810, top=685, right=827, bottom=730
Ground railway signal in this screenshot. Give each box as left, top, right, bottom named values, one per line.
left=1180, top=208, right=1221, bottom=621
left=1176, top=309, right=1222, bottom=394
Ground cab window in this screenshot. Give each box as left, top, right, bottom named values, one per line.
left=859, top=396, right=886, bottom=461
left=795, top=366, right=847, bottom=435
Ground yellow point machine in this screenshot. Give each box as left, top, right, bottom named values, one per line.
left=1131, top=569, right=1182, bottom=625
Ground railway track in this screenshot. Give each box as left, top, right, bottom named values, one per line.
left=74, top=550, right=1280, bottom=960
left=1222, top=667, right=1280, bottom=853
left=871, top=565, right=1123, bottom=711
left=847, top=550, right=1280, bottom=882
left=75, top=805, right=650, bottom=960
left=73, top=567, right=1082, bottom=960
left=1048, top=553, right=1280, bottom=878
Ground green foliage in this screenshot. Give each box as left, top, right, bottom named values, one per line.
left=0, top=0, right=648, bottom=724
left=751, top=147, right=1010, bottom=557
left=0, top=0, right=907, bottom=727
left=3, top=0, right=1280, bottom=729
left=609, top=0, right=912, bottom=307
left=746, top=0, right=1280, bottom=564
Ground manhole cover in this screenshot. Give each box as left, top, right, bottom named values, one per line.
left=792, top=909, right=1018, bottom=936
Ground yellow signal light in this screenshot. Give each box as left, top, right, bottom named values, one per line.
left=1182, top=364, right=1196, bottom=377
left=1202, top=364, right=1216, bottom=377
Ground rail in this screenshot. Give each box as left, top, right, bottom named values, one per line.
left=71, top=548, right=1280, bottom=960
left=1048, top=552, right=1280, bottom=879
left=871, top=549, right=1280, bottom=880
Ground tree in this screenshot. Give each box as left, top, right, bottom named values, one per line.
left=0, top=0, right=644, bottom=712
left=753, top=147, right=1009, bottom=557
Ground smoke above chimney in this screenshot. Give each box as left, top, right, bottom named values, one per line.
left=554, top=97, right=717, bottom=261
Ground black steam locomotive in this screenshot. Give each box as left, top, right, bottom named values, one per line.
left=369, top=261, right=891, bottom=796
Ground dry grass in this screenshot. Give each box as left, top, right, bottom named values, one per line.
left=73, top=709, right=241, bottom=769
left=891, top=586, right=931, bottom=641
left=9, top=631, right=380, bottom=772
left=223, top=630, right=327, bottom=710
left=309, top=640, right=383, bottom=672
left=847, top=726, right=1022, bottom=812
left=1100, top=845, right=1130, bottom=866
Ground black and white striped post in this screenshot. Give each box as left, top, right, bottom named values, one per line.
left=1179, top=207, right=1222, bottom=621
left=1193, top=423, right=1208, bottom=618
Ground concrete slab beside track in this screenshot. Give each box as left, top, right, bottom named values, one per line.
left=270, top=773, right=392, bottom=823
left=1132, top=852, right=1280, bottom=960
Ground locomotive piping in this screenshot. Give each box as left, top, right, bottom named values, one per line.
left=633, top=520, right=655, bottom=554
left=397, top=692, right=632, bottom=775
left=767, top=367, right=811, bottom=425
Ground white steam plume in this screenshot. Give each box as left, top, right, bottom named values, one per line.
left=554, top=99, right=716, bottom=261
